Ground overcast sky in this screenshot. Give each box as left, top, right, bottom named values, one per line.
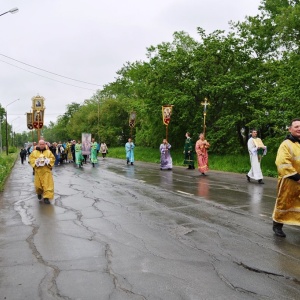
left=0, top=0, right=261, bottom=133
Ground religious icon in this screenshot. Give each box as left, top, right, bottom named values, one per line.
left=32, top=110, right=44, bottom=129
left=32, top=95, right=45, bottom=110
left=162, top=105, right=173, bottom=125
left=129, top=111, right=136, bottom=128
left=81, top=133, right=91, bottom=155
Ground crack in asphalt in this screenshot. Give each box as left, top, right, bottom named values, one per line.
left=26, top=226, right=70, bottom=300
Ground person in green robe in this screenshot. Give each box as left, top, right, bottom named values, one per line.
left=90, top=138, right=98, bottom=167
left=75, top=140, right=84, bottom=168
left=183, top=132, right=195, bottom=169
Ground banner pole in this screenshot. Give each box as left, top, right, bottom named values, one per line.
left=166, top=125, right=168, bottom=141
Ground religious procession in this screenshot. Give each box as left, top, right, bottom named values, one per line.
left=23, top=97, right=300, bottom=240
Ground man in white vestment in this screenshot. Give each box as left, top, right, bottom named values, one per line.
left=246, top=129, right=267, bottom=184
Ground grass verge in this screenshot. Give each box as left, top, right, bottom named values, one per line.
left=0, top=152, right=18, bottom=192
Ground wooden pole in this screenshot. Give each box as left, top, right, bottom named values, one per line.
left=166, top=125, right=168, bottom=141
left=203, top=112, right=206, bottom=137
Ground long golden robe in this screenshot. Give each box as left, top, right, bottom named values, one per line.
left=272, top=139, right=300, bottom=225
left=29, top=149, right=55, bottom=199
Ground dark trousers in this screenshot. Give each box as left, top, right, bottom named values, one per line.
left=20, top=155, right=26, bottom=164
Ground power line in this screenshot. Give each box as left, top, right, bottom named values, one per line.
left=0, top=53, right=102, bottom=86
left=0, top=60, right=98, bottom=92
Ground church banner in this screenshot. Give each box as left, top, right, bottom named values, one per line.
left=27, top=112, right=33, bottom=130
left=162, top=105, right=173, bottom=125
left=129, top=111, right=136, bottom=128
left=33, top=110, right=44, bottom=129
left=82, top=133, right=91, bottom=155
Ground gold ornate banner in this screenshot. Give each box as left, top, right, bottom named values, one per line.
left=32, top=110, right=44, bottom=129
left=129, top=111, right=136, bottom=128
left=27, top=112, right=33, bottom=130
left=31, top=95, right=45, bottom=110
left=162, top=105, right=173, bottom=125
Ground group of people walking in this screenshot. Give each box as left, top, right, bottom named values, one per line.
left=158, top=132, right=210, bottom=175
left=24, top=118, right=300, bottom=239
left=24, top=138, right=108, bottom=204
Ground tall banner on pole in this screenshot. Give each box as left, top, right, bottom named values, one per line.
left=129, top=111, right=136, bottom=137
left=162, top=105, right=173, bottom=126
left=82, top=133, right=91, bottom=155
left=27, top=112, right=33, bottom=130
left=162, top=105, right=173, bottom=140
left=31, top=95, right=45, bottom=142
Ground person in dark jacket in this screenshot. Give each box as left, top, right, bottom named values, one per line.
left=20, top=148, right=27, bottom=164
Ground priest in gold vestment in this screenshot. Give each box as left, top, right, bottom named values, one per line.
left=272, top=118, right=300, bottom=237
left=29, top=139, right=55, bottom=204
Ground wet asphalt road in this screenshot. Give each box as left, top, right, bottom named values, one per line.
left=1, top=157, right=300, bottom=300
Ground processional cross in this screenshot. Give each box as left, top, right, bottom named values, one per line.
left=201, top=97, right=210, bottom=137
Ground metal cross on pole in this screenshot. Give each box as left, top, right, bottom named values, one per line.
left=201, top=97, right=210, bottom=137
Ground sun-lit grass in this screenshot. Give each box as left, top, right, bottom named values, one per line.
left=107, top=147, right=278, bottom=177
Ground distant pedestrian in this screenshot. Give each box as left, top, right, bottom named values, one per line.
left=29, top=139, right=55, bottom=204
left=71, top=140, right=76, bottom=162
left=195, top=133, right=210, bottom=176
left=183, top=132, right=195, bottom=169
left=90, top=138, right=98, bottom=167
left=125, top=138, right=135, bottom=165
left=159, top=139, right=172, bottom=170
left=96, top=142, right=100, bottom=154
left=66, top=140, right=73, bottom=163
left=100, top=142, right=108, bottom=158
left=246, top=129, right=267, bottom=184
left=272, top=118, right=300, bottom=237
left=75, top=140, right=84, bottom=168
left=20, top=148, right=27, bottom=164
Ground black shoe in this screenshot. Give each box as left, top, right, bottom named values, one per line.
left=44, top=198, right=50, bottom=204
left=258, top=179, right=264, bottom=184
left=127, top=160, right=129, bottom=165
left=37, top=194, right=42, bottom=200
left=246, top=175, right=250, bottom=182
left=273, top=227, right=286, bottom=237
left=131, top=162, right=133, bottom=165
left=202, top=173, right=207, bottom=176
left=92, top=163, right=95, bottom=167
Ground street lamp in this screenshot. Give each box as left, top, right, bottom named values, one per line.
left=5, top=99, right=20, bottom=155
left=0, top=7, right=19, bottom=17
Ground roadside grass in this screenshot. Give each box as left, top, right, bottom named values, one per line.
left=106, top=147, right=278, bottom=177
left=0, top=152, right=18, bottom=192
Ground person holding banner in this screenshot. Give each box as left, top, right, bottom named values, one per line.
left=195, top=133, right=210, bottom=175
left=183, top=132, right=195, bottom=169
left=160, top=139, right=172, bottom=170
left=125, top=138, right=135, bottom=165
